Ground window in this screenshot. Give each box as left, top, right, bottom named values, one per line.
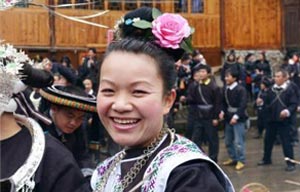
left=175, top=0, right=204, bottom=13
left=125, top=0, right=137, bottom=10
left=108, top=0, right=121, bottom=10
left=140, top=0, right=152, bottom=7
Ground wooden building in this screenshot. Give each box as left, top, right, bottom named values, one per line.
left=0, top=0, right=299, bottom=67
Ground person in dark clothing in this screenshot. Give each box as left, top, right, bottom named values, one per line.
left=39, top=85, right=97, bottom=177
left=177, top=52, right=192, bottom=98
left=0, top=44, right=90, bottom=192
left=257, top=69, right=297, bottom=172
left=190, top=49, right=206, bottom=68
left=1, top=115, right=90, bottom=192
left=281, top=54, right=300, bottom=145
left=220, top=68, right=248, bottom=170
left=182, top=64, right=202, bottom=140
left=221, top=50, right=244, bottom=87
left=254, top=77, right=273, bottom=138
left=186, top=64, right=222, bottom=162
left=244, top=53, right=256, bottom=101
left=78, top=47, right=100, bottom=91
left=254, top=51, right=272, bottom=77
left=91, top=7, right=234, bottom=192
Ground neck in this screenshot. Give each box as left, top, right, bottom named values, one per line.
left=0, top=113, right=22, bottom=140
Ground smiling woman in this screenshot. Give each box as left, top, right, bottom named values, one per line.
left=90, top=6, right=234, bottom=192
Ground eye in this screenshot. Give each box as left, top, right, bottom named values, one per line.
left=100, top=88, right=114, bottom=96
left=133, top=90, right=148, bottom=97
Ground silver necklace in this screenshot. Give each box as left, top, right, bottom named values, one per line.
left=94, top=127, right=169, bottom=192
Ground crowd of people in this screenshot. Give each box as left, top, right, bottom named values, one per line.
left=1, top=5, right=300, bottom=192
left=171, top=48, right=300, bottom=172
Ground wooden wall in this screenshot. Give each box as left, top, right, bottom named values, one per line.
left=54, top=10, right=122, bottom=49
left=0, top=0, right=283, bottom=67
left=0, top=8, right=49, bottom=46
left=223, top=0, right=282, bottom=49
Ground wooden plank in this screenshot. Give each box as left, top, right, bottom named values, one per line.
left=0, top=9, right=50, bottom=46
left=223, top=0, right=281, bottom=49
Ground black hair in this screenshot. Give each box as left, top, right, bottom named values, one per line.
left=120, top=7, right=153, bottom=39
left=261, top=76, right=273, bottom=88
left=88, top=48, right=97, bottom=54
left=192, top=49, right=200, bottom=57
left=244, top=53, right=254, bottom=62
left=60, top=55, right=71, bottom=68
left=227, top=50, right=236, bottom=62
left=225, top=68, right=239, bottom=80
left=192, top=63, right=211, bottom=74
left=100, top=38, right=177, bottom=95
left=181, top=52, right=191, bottom=62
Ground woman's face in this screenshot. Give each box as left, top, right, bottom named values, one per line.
left=97, top=51, right=175, bottom=147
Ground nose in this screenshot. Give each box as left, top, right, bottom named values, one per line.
left=69, top=118, right=82, bottom=128
left=111, top=94, right=132, bottom=112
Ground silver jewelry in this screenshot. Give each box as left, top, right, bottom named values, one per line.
left=0, top=115, right=45, bottom=192
left=94, top=127, right=170, bottom=192
left=0, top=42, right=32, bottom=114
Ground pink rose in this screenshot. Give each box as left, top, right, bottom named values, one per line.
left=152, top=13, right=191, bottom=49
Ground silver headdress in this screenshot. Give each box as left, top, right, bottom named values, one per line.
left=0, top=41, right=33, bottom=115
left=0, top=0, right=31, bottom=10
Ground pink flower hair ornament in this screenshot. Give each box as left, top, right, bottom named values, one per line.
left=122, top=8, right=194, bottom=53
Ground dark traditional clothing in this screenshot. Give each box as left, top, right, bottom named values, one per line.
left=261, top=82, right=298, bottom=167
left=0, top=116, right=90, bottom=192
left=222, top=82, right=248, bottom=123
left=91, top=132, right=234, bottom=192
left=222, top=82, right=248, bottom=164
left=186, top=78, right=221, bottom=162
left=42, top=119, right=95, bottom=171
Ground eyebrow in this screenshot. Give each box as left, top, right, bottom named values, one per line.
left=100, top=78, right=154, bottom=87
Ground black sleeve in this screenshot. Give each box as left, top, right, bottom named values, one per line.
left=21, top=63, right=54, bottom=88
left=36, top=135, right=91, bottom=192
left=236, top=86, right=248, bottom=119
left=165, top=160, right=226, bottom=192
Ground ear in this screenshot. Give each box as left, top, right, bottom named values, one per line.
left=163, top=89, right=176, bottom=115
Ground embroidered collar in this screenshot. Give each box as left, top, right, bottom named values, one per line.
left=227, top=82, right=238, bottom=90
left=0, top=115, right=45, bottom=192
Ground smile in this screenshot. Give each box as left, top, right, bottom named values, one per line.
left=113, top=118, right=139, bottom=124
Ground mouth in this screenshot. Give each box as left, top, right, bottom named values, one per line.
left=111, top=117, right=140, bottom=130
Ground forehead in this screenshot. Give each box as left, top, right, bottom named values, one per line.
left=101, top=51, right=160, bottom=78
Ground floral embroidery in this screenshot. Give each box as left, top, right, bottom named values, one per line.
left=142, top=135, right=206, bottom=191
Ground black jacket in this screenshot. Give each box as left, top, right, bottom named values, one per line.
left=222, top=84, right=248, bottom=122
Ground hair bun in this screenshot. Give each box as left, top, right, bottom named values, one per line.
left=120, top=7, right=153, bottom=39
left=115, top=7, right=194, bottom=61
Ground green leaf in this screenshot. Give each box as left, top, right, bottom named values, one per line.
left=132, top=20, right=152, bottom=29
left=152, top=8, right=162, bottom=19
left=180, top=38, right=193, bottom=53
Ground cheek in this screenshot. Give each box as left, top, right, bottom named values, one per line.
left=139, top=99, right=164, bottom=118
left=96, top=96, right=111, bottom=117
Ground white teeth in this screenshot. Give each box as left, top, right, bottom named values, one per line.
left=113, top=118, right=138, bottom=124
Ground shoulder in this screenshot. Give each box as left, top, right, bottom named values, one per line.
left=143, top=136, right=233, bottom=192
left=166, top=160, right=226, bottom=192
left=236, top=84, right=246, bottom=92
